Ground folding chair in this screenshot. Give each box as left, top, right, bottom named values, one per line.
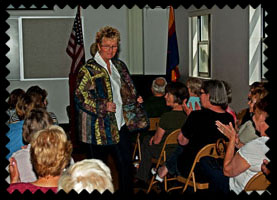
left=166, top=139, right=227, bottom=193
left=244, top=171, right=271, bottom=192
left=132, top=117, right=160, bottom=162
left=146, top=129, right=181, bottom=193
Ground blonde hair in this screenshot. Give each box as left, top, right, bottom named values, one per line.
left=185, top=77, right=203, bottom=96
left=30, top=125, right=72, bottom=177
left=95, top=26, right=120, bottom=45
left=58, top=159, right=114, bottom=194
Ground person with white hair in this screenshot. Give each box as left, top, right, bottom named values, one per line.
left=58, top=159, right=114, bottom=194
left=143, top=77, right=171, bottom=118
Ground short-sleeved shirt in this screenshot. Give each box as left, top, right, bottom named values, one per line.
left=177, top=108, right=234, bottom=177
left=7, top=182, right=57, bottom=194
left=229, top=136, right=269, bottom=194
left=159, top=110, right=187, bottom=144
left=11, top=144, right=37, bottom=183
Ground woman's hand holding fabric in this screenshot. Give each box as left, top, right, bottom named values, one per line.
left=106, top=102, right=116, bottom=113
left=137, top=96, right=143, bottom=104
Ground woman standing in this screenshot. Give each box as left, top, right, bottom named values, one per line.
left=75, top=26, right=148, bottom=194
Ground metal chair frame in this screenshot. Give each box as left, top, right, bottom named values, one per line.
left=146, top=129, right=181, bottom=193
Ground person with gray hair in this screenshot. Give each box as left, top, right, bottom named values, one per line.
left=154, top=79, right=234, bottom=181
left=143, top=77, right=171, bottom=118
left=151, top=77, right=167, bottom=95
left=58, top=159, right=114, bottom=194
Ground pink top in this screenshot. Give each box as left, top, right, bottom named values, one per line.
left=226, top=106, right=237, bottom=124
left=7, top=182, right=57, bottom=194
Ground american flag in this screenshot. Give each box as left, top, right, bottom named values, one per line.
left=66, top=5, right=85, bottom=74
left=67, top=6, right=85, bottom=148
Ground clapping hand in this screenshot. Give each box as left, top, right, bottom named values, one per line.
left=261, top=159, right=270, bottom=175
left=215, top=121, right=238, bottom=141
left=182, top=99, right=201, bottom=116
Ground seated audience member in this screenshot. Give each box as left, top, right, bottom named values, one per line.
left=8, top=108, right=54, bottom=184
left=6, top=94, right=37, bottom=160
left=26, top=85, right=59, bottom=125
left=237, top=81, right=266, bottom=127
left=137, top=77, right=171, bottom=143
left=7, top=125, right=73, bottom=194
left=185, top=77, right=202, bottom=110
left=143, top=77, right=171, bottom=118
left=6, top=88, right=25, bottom=124
left=237, top=85, right=268, bottom=145
left=222, top=80, right=237, bottom=124
left=200, top=95, right=270, bottom=194
left=58, top=159, right=114, bottom=194
left=134, top=82, right=189, bottom=187
left=155, top=80, right=234, bottom=181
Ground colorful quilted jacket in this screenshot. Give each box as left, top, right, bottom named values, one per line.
left=75, top=57, right=148, bottom=145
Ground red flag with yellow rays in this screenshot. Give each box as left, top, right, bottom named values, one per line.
left=166, top=6, right=180, bottom=82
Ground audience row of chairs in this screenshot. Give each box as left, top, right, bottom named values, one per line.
left=132, top=117, right=271, bottom=194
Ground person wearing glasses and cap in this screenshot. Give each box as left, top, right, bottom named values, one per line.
left=75, top=26, right=148, bottom=195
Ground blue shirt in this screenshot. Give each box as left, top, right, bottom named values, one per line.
left=187, top=96, right=201, bottom=110
left=6, top=120, right=24, bottom=160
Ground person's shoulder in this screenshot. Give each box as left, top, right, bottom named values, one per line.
left=12, top=148, right=28, bottom=158
left=8, top=182, right=33, bottom=191
left=160, top=110, right=173, bottom=118
left=8, top=120, right=24, bottom=129
left=145, top=96, right=164, bottom=103
left=188, top=96, right=200, bottom=101
left=86, top=58, right=100, bottom=67
left=112, top=58, right=124, bottom=64
left=161, top=110, right=184, bottom=118
left=112, top=58, right=128, bottom=69
left=191, top=108, right=206, bottom=116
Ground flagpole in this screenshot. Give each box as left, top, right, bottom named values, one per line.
left=67, top=5, right=85, bottom=149
left=166, top=6, right=180, bottom=82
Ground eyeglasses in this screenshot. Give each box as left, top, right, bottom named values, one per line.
left=200, top=91, right=206, bottom=95
left=101, top=45, right=118, bottom=51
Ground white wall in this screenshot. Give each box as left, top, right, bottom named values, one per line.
left=7, top=5, right=129, bottom=124
left=175, top=6, right=250, bottom=113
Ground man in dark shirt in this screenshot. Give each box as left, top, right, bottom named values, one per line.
left=143, top=77, right=171, bottom=118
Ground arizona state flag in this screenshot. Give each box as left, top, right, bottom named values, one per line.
left=166, top=6, right=180, bottom=82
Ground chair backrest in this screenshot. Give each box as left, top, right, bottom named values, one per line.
left=244, top=172, right=271, bottom=191
left=149, top=117, right=160, bottom=131
left=182, top=141, right=226, bottom=192
left=194, top=143, right=219, bottom=163
left=164, top=129, right=180, bottom=145
left=158, top=129, right=180, bottom=156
